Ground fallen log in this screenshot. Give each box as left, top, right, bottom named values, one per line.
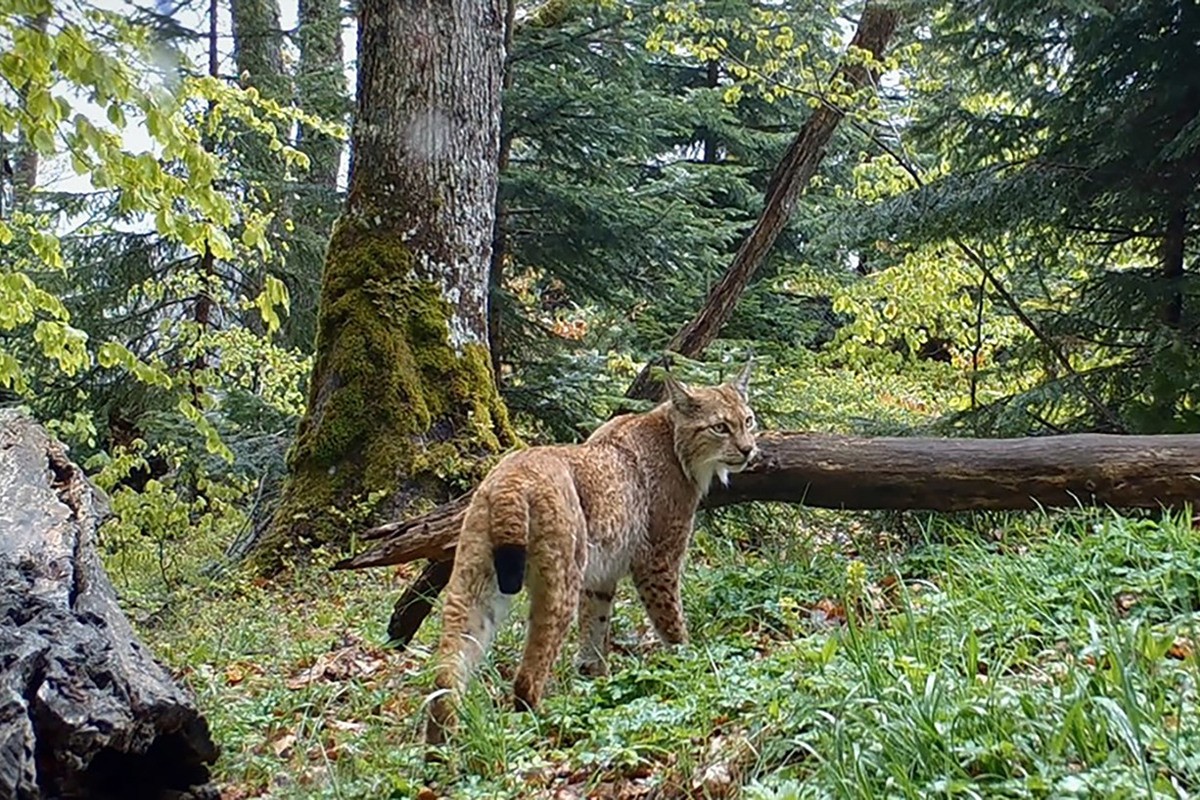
left=335, top=430, right=1200, bottom=645
left=0, top=411, right=219, bottom=800
left=339, top=430, right=1200, bottom=570
left=703, top=430, right=1200, bottom=510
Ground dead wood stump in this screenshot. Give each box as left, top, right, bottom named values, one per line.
left=0, top=411, right=220, bottom=800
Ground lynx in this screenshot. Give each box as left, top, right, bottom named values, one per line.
left=425, top=364, right=758, bottom=744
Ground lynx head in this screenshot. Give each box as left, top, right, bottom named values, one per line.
left=663, top=361, right=758, bottom=495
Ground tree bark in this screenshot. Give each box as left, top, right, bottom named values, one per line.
left=0, top=411, right=219, bottom=800
left=337, top=430, right=1200, bottom=573
left=622, top=3, right=902, bottom=405
left=250, top=0, right=513, bottom=574
left=2, top=12, right=46, bottom=213
left=487, top=0, right=518, bottom=382
left=1161, top=204, right=1187, bottom=328
left=288, top=0, right=350, bottom=350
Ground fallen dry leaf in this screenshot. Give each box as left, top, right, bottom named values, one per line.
left=1168, top=636, right=1194, bottom=660
left=808, top=597, right=847, bottom=628
left=327, top=718, right=367, bottom=734
left=691, top=731, right=754, bottom=799
left=271, top=733, right=296, bottom=758
left=219, top=783, right=266, bottom=800
left=416, top=788, right=438, bottom=800
left=1115, top=593, right=1138, bottom=616
left=224, top=661, right=262, bottom=686
left=286, top=644, right=387, bottom=689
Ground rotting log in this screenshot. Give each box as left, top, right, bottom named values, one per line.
left=335, top=430, right=1200, bottom=645
left=0, top=411, right=219, bottom=800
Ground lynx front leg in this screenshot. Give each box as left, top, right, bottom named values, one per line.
left=631, top=531, right=690, bottom=646
left=575, top=583, right=617, bottom=677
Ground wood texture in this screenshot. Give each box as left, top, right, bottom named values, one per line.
left=704, top=431, right=1200, bottom=510
left=0, top=411, right=219, bottom=800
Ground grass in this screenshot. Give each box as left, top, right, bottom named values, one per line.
left=114, top=505, right=1200, bottom=799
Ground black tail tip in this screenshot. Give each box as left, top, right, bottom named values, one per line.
left=493, top=544, right=526, bottom=595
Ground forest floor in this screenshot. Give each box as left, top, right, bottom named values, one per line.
left=114, top=504, right=1200, bottom=799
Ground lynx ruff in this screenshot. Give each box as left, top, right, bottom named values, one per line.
left=426, top=364, right=758, bottom=744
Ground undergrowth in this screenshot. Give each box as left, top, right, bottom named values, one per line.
left=115, top=504, right=1200, bottom=799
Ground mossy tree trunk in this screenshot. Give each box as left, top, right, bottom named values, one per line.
left=251, top=0, right=513, bottom=574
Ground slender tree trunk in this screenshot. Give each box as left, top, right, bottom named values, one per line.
left=251, top=0, right=512, bottom=574
left=230, top=0, right=291, bottom=114
left=11, top=141, right=37, bottom=201
left=702, top=59, right=720, bottom=165
left=488, top=0, right=518, bottom=381
left=1161, top=205, right=1187, bottom=328
left=4, top=12, right=47, bottom=212
left=290, top=0, right=350, bottom=349
left=623, top=3, right=901, bottom=405
left=297, top=0, right=347, bottom=191
left=189, top=0, right=220, bottom=386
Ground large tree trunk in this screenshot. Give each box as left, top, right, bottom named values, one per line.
left=0, top=411, right=219, bottom=800
left=622, top=3, right=902, bottom=405
left=250, top=0, right=513, bottom=574
left=337, top=431, right=1200, bottom=572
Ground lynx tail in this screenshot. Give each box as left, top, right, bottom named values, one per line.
left=487, top=489, right=530, bottom=595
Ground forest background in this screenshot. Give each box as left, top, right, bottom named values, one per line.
left=3, top=0, right=1200, bottom=797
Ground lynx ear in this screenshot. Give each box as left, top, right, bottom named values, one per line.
left=663, top=372, right=699, bottom=412
left=731, top=358, right=753, bottom=399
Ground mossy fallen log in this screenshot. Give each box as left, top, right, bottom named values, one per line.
left=0, top=411, right=219, bottom=800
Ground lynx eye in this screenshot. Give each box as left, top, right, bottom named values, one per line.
left=746, top=415, right=756, bottom=430
left=711, top=422, right=731, bottom=435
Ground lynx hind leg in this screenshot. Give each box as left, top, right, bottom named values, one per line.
left=512, top=479, right=587, bottom=711
left=576, top=582, right=617, bottom=677
left=425, top=511, right=512, bottom=744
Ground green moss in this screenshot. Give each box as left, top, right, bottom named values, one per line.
left=251, top=220, right=518, bottom=575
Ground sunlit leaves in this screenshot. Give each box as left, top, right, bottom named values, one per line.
left=645, top=1, right=919, bottom=119
left=253, top=275, right=290, bottom=336
left=0, top=0, right=340, bottom=459
left=826, top=246, right=1021, bottom=385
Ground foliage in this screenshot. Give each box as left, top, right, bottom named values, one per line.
left=840, top=0, right=1200, bottom=434
left=495, top=0, right=888, bottom=429
left=11, top=0, right=1200, bottom=794
left=129, top=504, right=1200, bottom=798
left=0, top=0, right=349, bottom=480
